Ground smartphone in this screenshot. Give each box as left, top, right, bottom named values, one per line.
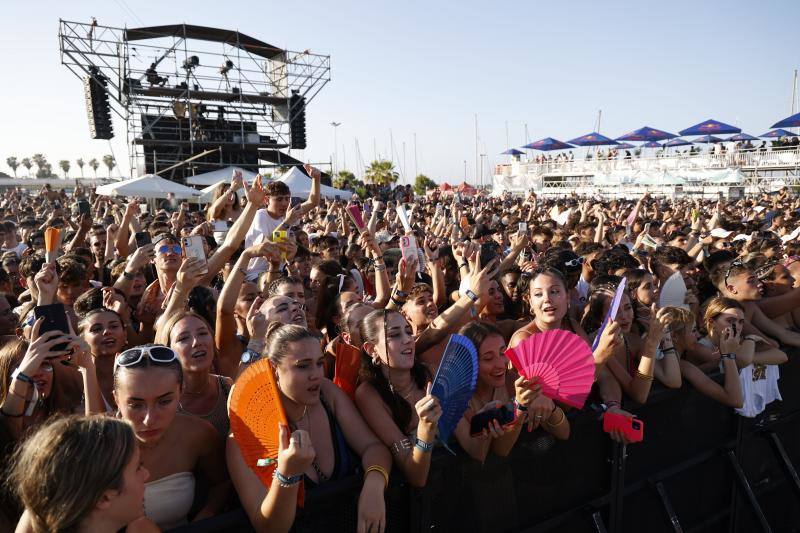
left=479, top=242, right=498, bottom=268
left=181, top=236, right=208, bottom=274
left=33, top=304, right=70, bottom=353
left=290, top=197, right=302, bottom=208
left=134, top=231, right=151, bottom=248
left=518, top=222, right=528, bottom=234
left=399, top=235, right=421, bottom=272
left=731, top=323, right=738, bottom=337
left=335, top=195, right=341, bottom=202
left=603, top=411, right=644, bottom=443
left=469, top=404, right=516, bottom=436
left=78, top=201, right=91, bottom=216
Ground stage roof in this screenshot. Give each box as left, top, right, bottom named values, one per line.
left=124, top=24, right=285, bottom=59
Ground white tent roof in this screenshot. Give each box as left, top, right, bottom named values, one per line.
left=185, top=166, right=257, bottom=186
left=95, top=174, right=201, bottom=199
left=195, top=180, right=227, bottom=203
left=276, top=166, right=350, bottom=199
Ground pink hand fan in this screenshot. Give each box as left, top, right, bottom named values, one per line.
left=346, top=204, right=366, bottom=232
left=505, top=329, right=594, bottom=409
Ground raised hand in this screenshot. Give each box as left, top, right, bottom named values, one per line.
left=127, top=243, right=155, bottom=271
left=396, top=255, right=418, bottom=292
left=415, top=383, right=443, bottom=432
left=175, top=257, right=207, bottom=293
left=243, top=174, right=266, bottom=207
left=276, top=423, right=315, bottom=479
left=34, top=264, right=59, bottom=305
left=593, top=320, right=622, bottom=366
left=303, top=164, right=321, bottom=181
left=245, top=296, right=267, bottom=342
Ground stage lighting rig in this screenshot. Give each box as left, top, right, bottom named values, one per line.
left=219, top=59, right=234, bottom=76
left=182, top=55, right=200, bottom=71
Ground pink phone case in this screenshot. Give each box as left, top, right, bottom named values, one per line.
left=602, top=411, right=644, bottom=442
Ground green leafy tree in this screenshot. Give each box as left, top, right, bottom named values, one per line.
left=333, top=169, right=357, bottom=190
left=364, top=160, right=399, bottom=186
left=88, top=158, right=100, bottom=178
left=102, top=154, right=116, bottom=178
left=413, top=174, right=437, bottom=196
left=6, top=157, right=18, bottom=178
left=59, top=160, right=70, bottom=178
left=75, top=158, right=85, bottom=178
left=21, top=158, right=32, bottom=177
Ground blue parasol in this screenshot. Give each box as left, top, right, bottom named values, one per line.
left=664, top=138, right=693, bottom=147
left=501, top=148, right=525, bottom=156
left=643, top=141, right=663, bottom=148
left=693, top=135, right=725, bottom=143
left=523, top=137, right=574, bottom=151
left=679, top=119, right=741, bottom=136
left=615, top=126, right=677, bottom=142
left=567, top=132, right=619, bottom=146
left=728, top=133, right=759, bottom=141
left=614, top=142, right=636, bottom=150
left=760, top=128, right=796, bottom=138
left=771, top=112, right=800, bottom=129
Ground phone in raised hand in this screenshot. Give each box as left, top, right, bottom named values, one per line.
left=182, top=236, right=208, bottom=275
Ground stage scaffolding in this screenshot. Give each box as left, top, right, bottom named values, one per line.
left=59, top=19, right=330, bottom=180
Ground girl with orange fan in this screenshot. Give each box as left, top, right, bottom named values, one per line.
left=227, top=322, right=392, bottom=533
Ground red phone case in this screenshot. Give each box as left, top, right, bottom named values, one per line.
left=602, top=411, right=644, bottom=443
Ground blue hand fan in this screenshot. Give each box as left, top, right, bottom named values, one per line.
left=430, top=334, right=478, bottom=449
left=592, top=277, right=627, bottom=351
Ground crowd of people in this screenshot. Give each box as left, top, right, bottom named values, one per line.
left=0, top=168, right=798, bottom=532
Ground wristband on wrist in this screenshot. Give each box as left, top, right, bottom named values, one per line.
left=122, top=270, right=135, bottom=280
left=414, top=437, right=435, bottom=453
left=11, top=368, right=33, bottom=385
left=464, top=289, right=479, bottom=303
left=273, top=469, right=303, bottom=487
left=459, top=262, right=469, bottom=269
left=721, top=353, right=737, bottom=360
left=513, top=398, right=528, bottom=412
left=394, top=289, right=409, bottom=299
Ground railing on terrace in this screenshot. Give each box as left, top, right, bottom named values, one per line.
left=495, top=147, right=800, bottom=179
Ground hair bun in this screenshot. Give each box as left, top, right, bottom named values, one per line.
left=265, top=321, right=285, bottom=341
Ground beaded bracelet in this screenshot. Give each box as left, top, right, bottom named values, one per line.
left=635, top=370, right=654, bottom=381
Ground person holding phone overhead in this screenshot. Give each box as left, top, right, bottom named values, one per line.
left=244, top=164, right=321, bottom=279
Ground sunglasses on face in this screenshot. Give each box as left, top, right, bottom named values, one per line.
left=157, top=244, right=182, bottom=255
left=114, top=345, right=177, bottom=372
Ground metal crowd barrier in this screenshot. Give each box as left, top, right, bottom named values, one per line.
left=172, top=351, right=800, bottom=533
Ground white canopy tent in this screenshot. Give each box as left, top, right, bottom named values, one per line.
left=195, top=180, right=227, bottom=203
left=185, top=166, right=257, bottom=186
left=277, top=166, right=350, bottom=199
left=95, top=174, right=201, bottom=199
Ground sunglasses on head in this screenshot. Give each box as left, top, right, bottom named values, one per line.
left=723, top=259, right=746, bottom=287
left=157, top=244, right=182, bottom=255
left=114, top=345, right=177, bottom=372
left=564, top=257, right=585, bottom=268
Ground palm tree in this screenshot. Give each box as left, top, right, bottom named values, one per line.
left=364, top=160, right=399, bottom=186
left=32, top=154, right=47, bottom=178
left=102, top=154, right=116, bottom=178
left=6, top=157, right=18, bottom=178
left=21, top=158, right=32, bottom=178
left=88, top=158, right=100, bottom=178
left=59, top=160, right=71, bottom=178
left=75, top=158, right=85, bottom=178
left=333, top=169, right=357, bottom=190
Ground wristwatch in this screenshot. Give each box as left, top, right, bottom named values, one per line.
left=241, top=348, right=261, bottom=365
left=465, top=289, right=479, bottom=303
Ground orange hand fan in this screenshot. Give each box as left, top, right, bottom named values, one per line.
left=505, top=329, right=594, bottom=409
left=333, top=342, right=361, bottom=400
left=229, top=358, right=304, bottom=506
left=44, top=227, right=61, bottom=264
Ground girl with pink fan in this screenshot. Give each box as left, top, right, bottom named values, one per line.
left=581, top=283, right=681, bottom=405
left=509, top=268, right=632, bottom=442
left=453, top=322, right=568, bottom=462
left=355, top=309, right=443, bottom=488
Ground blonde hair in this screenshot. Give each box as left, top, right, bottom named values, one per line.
left=701, top=296, right=744, bottom=333
left=7, top=415, right=136, bottom=533
left=154, top=310, right=212, bottom=347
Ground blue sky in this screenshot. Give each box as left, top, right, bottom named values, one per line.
left=0, top=0, right=798, bottom=184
